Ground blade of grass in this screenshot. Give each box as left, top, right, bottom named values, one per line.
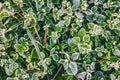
left=26, top=28, right=47, bottom=71
left=33, top=24, right=42, bottom=44
left=52, top=65, right=63, bottom=80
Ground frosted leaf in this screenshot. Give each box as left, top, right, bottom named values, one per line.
left=71, top=52, right=79, bottom=60
left=69, top=62, right=78, bottom=75
left=77, top=72, right=86, bottom=80
left=75, top=12, right=84, bottom=19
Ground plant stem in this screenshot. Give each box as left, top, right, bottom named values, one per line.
left=52, top=65, right=63, bottom=80
left=44, top=27, right=48, bottom=44
left=33, top=24, right=42, bottom=44
left=47, top=74, right=50, bottom=80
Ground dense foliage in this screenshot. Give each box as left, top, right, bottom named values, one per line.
left=0, top=0, right=120, bottom=80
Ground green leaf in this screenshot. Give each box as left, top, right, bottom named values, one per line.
left=61, top=43, right=68, bottom=49
left=15, top=69, right=22, bottom=76
left=52, top=54, right=60, bottom=61
left=78, top=43, right=91, bottom=53
left=14, top=44, right=24, bottom=54
left=31, top=48, right=39, bottom=58
left=0, top=36, right=7, bottom=43
left=114, top=29, right=120, bottom=35
left=58, top=59, right=64, bottom=64
left=91, top=6, right=97, bottom=12
left=0, top=10, right=9, bottom=20
left=16, top=57, right=24, bottom=63
left=55, top=26, right=62, bottom=32
left=38, top=13, right=44, bottom=21
left=86, top=14, right=94, bottom=22
left=63, top=60, right=69, bottom=70
left=0, top=59, right=7, bottom=67
left=35, top=0, right=44, bottom=11
left=72, top=37, right=80, bottom=44
left=83, top=34, right=90, bottom=42
left=78, top=28, right=86, bottom=37
left=87, top=23, right=94, bottom=29
left=5, top=63, right=18, bottom=76
left=13, top=0, right=23, bottom=7
left=99, top=22, right=107, bottom=28
left=52, top=0, right=59, bottom=4
left=68, top=38, right=75, bottom=47
left=22, top=44, right=29, bottom=52
left=95, top=71, right=105, bottom=79
left=44, top=58, right=51, bottom=65
left=66, top=68, right=73, bottom=75
left=6, top=77, right=18, bottom=80
left=96, top=14, right=105, bottom=23
left=46, top=45, right=52, bottom=51
left=67, top=76, right=74, bottom=80
left=101, top=62, right=110, bottom=71
left=105, top=42, right=113, bottom=49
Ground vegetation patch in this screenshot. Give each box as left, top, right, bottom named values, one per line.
left=0, top=0, right=120, bottom=80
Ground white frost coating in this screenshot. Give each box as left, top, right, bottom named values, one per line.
left=75, top=12, right=84, bottom=19
left=69, top=62, right=78, bottom=75
left=77, top=72, right=86, bottom=80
